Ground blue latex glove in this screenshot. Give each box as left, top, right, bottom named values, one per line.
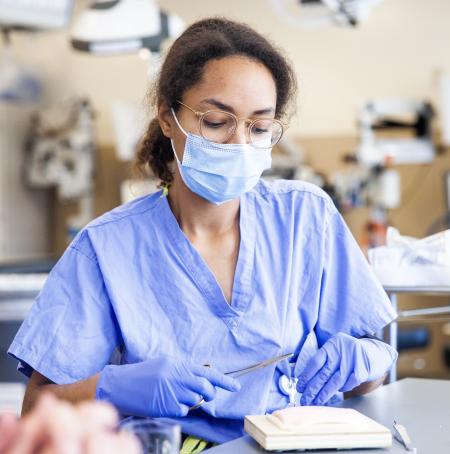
left=296, top=332, right=397, bottom=406
left=96, top=357, right=241, bottom=417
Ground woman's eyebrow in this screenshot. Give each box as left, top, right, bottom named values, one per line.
left=200, top=98, right=275, bottom=115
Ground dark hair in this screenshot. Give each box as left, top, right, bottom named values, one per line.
left=135, top=17, right=297, bottom=185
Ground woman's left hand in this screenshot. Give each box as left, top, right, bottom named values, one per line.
left=296, top=332, right=397, bottom=406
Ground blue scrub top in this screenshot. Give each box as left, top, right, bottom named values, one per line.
left=9, top=179, right=396, bottom=443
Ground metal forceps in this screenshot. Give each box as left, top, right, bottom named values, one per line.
left=393, top=420, right=417, bottom=453
left=189, top=353, right=293, bottom=411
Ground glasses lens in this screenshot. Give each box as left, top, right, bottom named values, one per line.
left=250, top=120, right=283, bottom=148
left=200, top=111, right=236, bottom=143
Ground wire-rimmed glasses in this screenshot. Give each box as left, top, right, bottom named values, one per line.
left=176, top=100, right=284, bottom=148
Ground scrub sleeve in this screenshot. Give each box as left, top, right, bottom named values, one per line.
left=316, top=209, right=397, bottom=346
left=8, top=230, right=120, bottom=384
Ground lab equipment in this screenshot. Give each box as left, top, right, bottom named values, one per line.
left=0, top=0, right=73, bottom=30
left=25, top=98, right=95, bottom=201
left=245, top=406, right=392, bottom=451
left=397, top=327, right=430, bottom=352
left=111, top=100, right=147, bottom=161
left=296, top=332, right=397, bottom=406
left=357, top=99, right=435, bottom=166
left=70, top=0, right=184, bottom=56
left=8, top=180, right=396, bottom=443
left=0, top=32, right=42, bottom=103
left=0, top=260, right=53, bottom=385
left=267, top=0, right=383, bottom=28
left=96, top=356, right=240, bottom=418
left=170, top=108, right=272, bottom=205
left=384, top=286, right=450, bottom=382
left=438, top=71, right=450, bottom=148
left=0, top=103, right=50, bottom=263
left=261, top=135, right=308, bottom=183
left=371, top=166, right=401, bottom=209
left=369, top=227, right=450, bottom=287
left=24, top=97, right=96, bottom=240
left=119, top=417, right=181, bottom=454
left=393, top=420, right=417, bottom=452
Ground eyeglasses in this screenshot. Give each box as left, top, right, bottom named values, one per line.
left=175, top=100, right=285, bottom=148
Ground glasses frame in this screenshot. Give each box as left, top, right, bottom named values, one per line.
left=175, top=100, right=285, bottom=147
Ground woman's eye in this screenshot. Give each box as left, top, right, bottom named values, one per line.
left=254, top=128, right=269, bottom=134
left=203, top=120, right=226, bottom=129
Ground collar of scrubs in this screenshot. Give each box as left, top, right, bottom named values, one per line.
left=159, top=191, right=256, bottom=327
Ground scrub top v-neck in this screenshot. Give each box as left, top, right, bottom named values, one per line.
left=8, top=179, right=396, bottom=443
left=160, top=192, right=256, bottom=326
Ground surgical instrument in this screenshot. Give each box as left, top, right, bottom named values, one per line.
left=393, top=420, right=417, bottom=452
left=189, top=353, right=293, bottom=411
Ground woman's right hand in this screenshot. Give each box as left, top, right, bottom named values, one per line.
left=96, top=357, right=241, bottom=417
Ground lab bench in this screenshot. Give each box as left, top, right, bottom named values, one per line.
left=205, top=378, right=450, bottom=453
left=385, top=285, right=450, bottom=382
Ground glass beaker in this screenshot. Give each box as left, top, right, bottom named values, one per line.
left=119, top=417, right=181, bottom=454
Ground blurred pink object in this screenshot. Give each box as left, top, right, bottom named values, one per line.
left=0, top=393, right=140, bottom=454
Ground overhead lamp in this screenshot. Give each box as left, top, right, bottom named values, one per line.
left=70, top=0, right=184, bottom=56
left=267, top=0, right=383, bottom=28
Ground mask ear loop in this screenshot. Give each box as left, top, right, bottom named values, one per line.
left=170, top=108, right=189, bottom=165
left=171, top=108, right=189, bottom=136
left=169, top=108, right=192, bottom=190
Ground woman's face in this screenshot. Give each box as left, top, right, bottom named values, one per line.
left=160, top=55, right=277, bottom=161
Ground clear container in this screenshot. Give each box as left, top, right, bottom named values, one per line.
left=119, top=417, right=181, bottom=454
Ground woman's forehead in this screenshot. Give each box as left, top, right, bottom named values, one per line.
left=182, top=56, right=277, bottom=115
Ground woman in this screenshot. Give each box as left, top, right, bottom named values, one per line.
left=9, top=18, right=397, bottom=446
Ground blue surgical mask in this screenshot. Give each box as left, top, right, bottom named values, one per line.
left=170, top=108, right=272, bottom=205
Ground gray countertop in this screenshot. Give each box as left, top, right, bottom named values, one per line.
left=205, top=378, right=450, bottom=453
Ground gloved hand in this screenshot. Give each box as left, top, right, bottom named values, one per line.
left=296, top=332, right=397, bottom=406
left=96, top=357, right=240, bottom=418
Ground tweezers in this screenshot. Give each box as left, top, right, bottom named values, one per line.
left=189, top=353, right=293, bottom=411
left=224, top=353, right=293, bottom=378
left=393, top=420, right=417, bottom=452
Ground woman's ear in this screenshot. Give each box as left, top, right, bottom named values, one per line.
left=158, top=102, right=173, bottom=138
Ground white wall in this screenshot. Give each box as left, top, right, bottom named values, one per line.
left=3, top=0, right=450, bottom=144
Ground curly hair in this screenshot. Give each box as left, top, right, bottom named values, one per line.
left=134, top=17, right=297, bottom=185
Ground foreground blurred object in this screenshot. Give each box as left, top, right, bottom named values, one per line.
left=0, top=393, right=140, bottom=454
left=70, top=0, right=185, bottom=56
left=120, top=417, right=181, bottom=454
left=0, top=383, right=25, bottom=416
left=267, top=0, right=382, bottom=28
